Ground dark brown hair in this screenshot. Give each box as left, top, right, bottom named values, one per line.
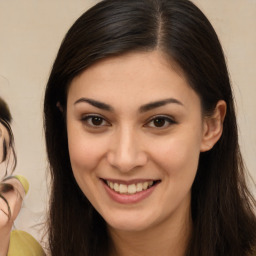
left=44, top=0, right=256, bottom=255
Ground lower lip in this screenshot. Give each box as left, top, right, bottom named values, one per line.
left=102, top=181, right=158, bottom=204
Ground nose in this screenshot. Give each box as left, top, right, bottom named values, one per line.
left=107, top=127, right=148, bottom=173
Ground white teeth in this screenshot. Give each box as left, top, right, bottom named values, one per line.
left=127, top=184, right=136, bottom=194
left=119, top=184, right=128, bottom=194
left=136, top=183, right=143, bottom=192
left=106, top=180, right=155, bottom=194
left=143, top=182, right=148, bottom=190
left=110, top=182, right=114, bottom=189
left=113, top=183, right=119, bottom=192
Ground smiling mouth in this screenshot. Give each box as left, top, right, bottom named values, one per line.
left=104, top=180, right=160, bottom=195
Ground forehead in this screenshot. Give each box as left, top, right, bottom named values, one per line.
left=67, top=51, right=200, bottom=111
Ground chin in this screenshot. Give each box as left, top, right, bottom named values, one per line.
left=109, top=222, right=150, bottom=233
left=104, top=212, right=157, bottom=233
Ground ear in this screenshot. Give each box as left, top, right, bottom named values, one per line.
left=200, top=100, right=226, bottom=152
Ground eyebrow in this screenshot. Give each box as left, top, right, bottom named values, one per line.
left=139, top=98, right=184, bottom=112
left=74, top=97, right=183, bottom=113
left=74, top=98, right=113, bottom=111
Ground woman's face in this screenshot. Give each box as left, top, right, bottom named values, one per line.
left=66, top=51, right=208, bottom=232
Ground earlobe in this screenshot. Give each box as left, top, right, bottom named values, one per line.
left=200, top=100, right=226, bottom=152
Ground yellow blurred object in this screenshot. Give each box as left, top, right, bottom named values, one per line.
left=13, top=175, right=29, bottom=195
left=8, top=230, right=45, bottom=256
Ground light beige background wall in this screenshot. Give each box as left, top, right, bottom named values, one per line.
left=0, top=0, right=255, bottom=244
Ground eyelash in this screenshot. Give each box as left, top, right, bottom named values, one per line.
left=81, top=114, right=176, bottom=129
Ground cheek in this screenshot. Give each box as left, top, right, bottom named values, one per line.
left=150, top=136, right=201, bottom=211
left=151, top=134, right=201, bottom=179
left=67, top=129, right=107, bottom=200
left=67, top=127, right=107, bottom=175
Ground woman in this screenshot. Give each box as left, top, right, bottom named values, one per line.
left=0, top=97, right=45, bottom=256
left=44, top=0, right=256, bottom=255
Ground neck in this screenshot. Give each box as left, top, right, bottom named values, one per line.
left=108, top=199, right=192, bottom=256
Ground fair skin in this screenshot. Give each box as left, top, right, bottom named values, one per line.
left=66, top=51, right=226, bottom=256
left=0, top=123, right=25, bottom=256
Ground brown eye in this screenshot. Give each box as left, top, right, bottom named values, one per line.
left=153, top=118, right=166, bottom=127
left=146, top=115, right=176, bottom=129
left=82, top=115, right=110, bottom=128
left=91, top=116, right=104, bottom=126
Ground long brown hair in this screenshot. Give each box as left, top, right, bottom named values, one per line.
left=44, top=0, right=256, bottom=255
